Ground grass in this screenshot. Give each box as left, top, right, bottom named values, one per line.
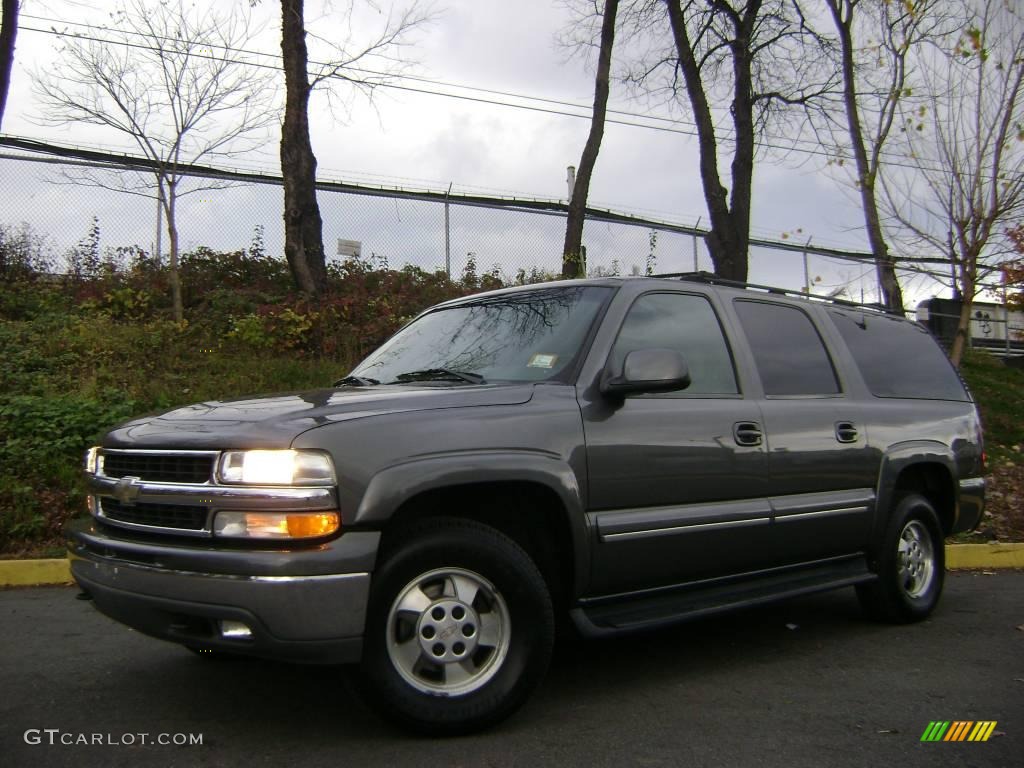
left=959, top=350, right=1024, bottom=460
left=0, top=313, right=356, bottom=553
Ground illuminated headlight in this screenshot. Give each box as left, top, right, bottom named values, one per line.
left=213, top=511, right=340, bottom=539
left=217, top=450, right=335, bottom=486
left=84, top=447, right=102, bottom=475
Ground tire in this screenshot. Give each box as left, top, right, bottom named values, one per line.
left=856, top=493, right=945, bottom=623
left=358, top=518, right=554, bottom=735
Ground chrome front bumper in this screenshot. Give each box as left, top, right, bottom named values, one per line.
left=67, top=519, right=379, bottom=664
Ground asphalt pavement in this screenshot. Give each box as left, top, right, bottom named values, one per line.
left=0, top=572, right=1021, bottom=768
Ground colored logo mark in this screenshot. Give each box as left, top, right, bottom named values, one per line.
left=920, top=721, right=998, bottom=742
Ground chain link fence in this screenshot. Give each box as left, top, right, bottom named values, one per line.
left=0, top=136, right=953, bottom=300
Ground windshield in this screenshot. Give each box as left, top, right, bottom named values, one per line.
left=351, top=286, right=613, bottom=384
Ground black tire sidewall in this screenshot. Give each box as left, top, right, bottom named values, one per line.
left=360, top=520, right=554, bottom=734
left=878, top=494, right=945, bottom=621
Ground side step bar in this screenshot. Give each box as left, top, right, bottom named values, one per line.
left=572, top=556, right=876, bottom=638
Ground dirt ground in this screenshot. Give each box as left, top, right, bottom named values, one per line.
left=965, top=455, right=1024, bottom=542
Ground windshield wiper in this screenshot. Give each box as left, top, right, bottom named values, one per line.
left=391, top=368, right=486, bottom=385
left=334, top=375, right=380, bottom=387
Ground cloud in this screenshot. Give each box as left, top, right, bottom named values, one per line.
left=0, top=0, right=950, bottom=304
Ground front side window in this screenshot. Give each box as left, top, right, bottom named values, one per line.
left=352, top=286, right=612, bottom=384
left=609, top=292, right=738, bottom=395
left=734, top=300, right=840, bottom=396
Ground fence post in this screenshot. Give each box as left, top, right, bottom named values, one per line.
left=1006, top=304, right=1011, bottom=356
left=155, top=178, right=163, bottom=264
left=802, top=237, right=813, bottom=293
left=692, top=217, right=701, bottom=272
left=444, top=181, right=452, bottom=278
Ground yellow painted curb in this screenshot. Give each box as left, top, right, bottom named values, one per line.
left=945, top=543, right=1024, bottom=569
left=0, top=558, right=72, bottom=587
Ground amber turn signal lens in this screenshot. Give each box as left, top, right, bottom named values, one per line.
left=213, top=510, right=341, bottom=539
left=287, top=512, right=340, bottom=538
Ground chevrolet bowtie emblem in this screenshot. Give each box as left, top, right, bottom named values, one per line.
left=113, top=476, right=142, bottom=506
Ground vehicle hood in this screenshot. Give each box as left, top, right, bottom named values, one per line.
left=102, top=383, right=536, bottom=449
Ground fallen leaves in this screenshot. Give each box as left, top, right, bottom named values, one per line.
left=969, top=457, right=1024, bottom=541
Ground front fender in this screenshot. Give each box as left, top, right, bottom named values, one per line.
left=354, top=450, right=589, bottom=595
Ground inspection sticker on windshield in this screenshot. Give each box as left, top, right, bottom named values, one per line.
left=527, top=354, right=558, bottom=369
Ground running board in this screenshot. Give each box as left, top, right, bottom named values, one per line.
left=572, top=556, right=876, bottom=638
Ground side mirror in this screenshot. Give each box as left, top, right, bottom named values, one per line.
left=601, top=348, right=691, bottom=396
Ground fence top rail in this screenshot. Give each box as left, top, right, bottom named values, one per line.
left=0, top=133, right=969, bottom=269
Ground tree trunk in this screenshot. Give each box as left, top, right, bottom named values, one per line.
left=563, top=0, right=618, bottom=279
left=722, top=2, right=758, bottom=283
left=828, top=2, right=905, bottom=314
left=949, top=259, right=975, bottom=367
left=280, top=0, right=326, bottom=296
left=0, top=0, right=18, bottom=130
left=666, top=0, right=754, bottom=282
left=948, top=295, right=974, bottom=368
left=164, top=177, right=184, bottom=323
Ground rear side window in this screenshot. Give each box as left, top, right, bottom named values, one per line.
left=734, top=300, right=840, bottom=396
left=610, top=292, right=738, bottom=394
left=827, top=309, right=969, bottom=401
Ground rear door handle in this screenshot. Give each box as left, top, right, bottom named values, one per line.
left=835, top=421, right=859, bottom=443
left=734, top=422, right=763, bottom=447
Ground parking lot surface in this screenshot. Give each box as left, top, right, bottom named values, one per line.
left=0, top=571, right=1020, bottom=767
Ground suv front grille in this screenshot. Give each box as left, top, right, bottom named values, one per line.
left=102, top=452, right=215, bottom=484
left=100, top=498, right=209, bottom=531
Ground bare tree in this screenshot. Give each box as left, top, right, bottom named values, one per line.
left=883, top=0, right=1024, bottom=366
left=821, top=0, right=949, bottom=313
left=0, top=0, right=17, bottom=129
left=562, top=0, right=619, bottom=279
left=610, top=0, right=835, bottom=281
left=33, top=0, right=274, bottom=321
left=280, top=0, right=433, bottom=296
left=1005, top=225, right=1024, bottom=312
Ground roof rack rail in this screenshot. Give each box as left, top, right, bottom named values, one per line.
left=651, top=271, right=904, bottom=316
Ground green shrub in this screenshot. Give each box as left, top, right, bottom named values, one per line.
left=0, top=395, right=138, bottom=549
left=960, top=350, right=1024, bottom=458
left=229, top=306, right=318, bottom=352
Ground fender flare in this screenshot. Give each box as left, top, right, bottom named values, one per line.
left=873, top=440, right=958, bottom=544
left=354, top=450, right=590, bottom=596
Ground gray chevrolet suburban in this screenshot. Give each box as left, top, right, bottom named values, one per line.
left=67, top=274, right=985, bottom=733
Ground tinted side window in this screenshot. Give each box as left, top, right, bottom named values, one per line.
left=734, top=300, right=840, bottom=396
left=827, top=309, right=968, bottom=401
left=610, top=293, right=738, bottom=394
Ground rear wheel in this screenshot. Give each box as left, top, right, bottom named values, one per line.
left=857, top=493, right=945, bottom=623
left=359, top=518, right=554, bottom=734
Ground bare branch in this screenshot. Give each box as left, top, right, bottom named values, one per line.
left=30, top=0, right=276, bottom=321
left=882, top=0, right=1024, bottom=362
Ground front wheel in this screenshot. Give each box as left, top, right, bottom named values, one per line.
left=358, top=519, right=554, bottom=734
left=857, top=493, right=945, bottom=623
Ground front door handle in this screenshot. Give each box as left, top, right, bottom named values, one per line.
left=835, top=421, right=859, bottom=443
left=734, top=422, right=763, bottom=447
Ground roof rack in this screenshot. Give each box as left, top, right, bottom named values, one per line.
left=651, top=271, right=904, bottom=317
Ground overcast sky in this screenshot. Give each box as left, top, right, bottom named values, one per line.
left=1, top=0, right=946, bottom=303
